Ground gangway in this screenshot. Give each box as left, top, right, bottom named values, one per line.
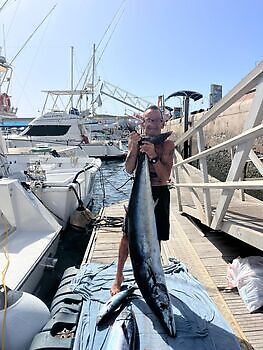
left=171, top=61, right=263, bottom=250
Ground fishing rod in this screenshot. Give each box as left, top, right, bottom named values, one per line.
left=0, top=3, right=57, bottom=92
left=9, top=4, right=57, bottom=65
left=74, top=0, right=127, bottom=93
left=0, top=0, right=12, bottom=13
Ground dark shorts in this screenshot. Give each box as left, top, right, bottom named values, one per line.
left=123, top=185, right=170, bottom=241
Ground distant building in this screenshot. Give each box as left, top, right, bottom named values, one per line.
left=209, top=84, right=222, bottom=107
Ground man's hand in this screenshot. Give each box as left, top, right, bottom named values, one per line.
left=128, top=131, right=141, bottom=151
left=140, top=141, right=157, bottom=159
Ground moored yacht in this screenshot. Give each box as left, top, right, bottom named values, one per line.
left=5, top=109, right=127, bottom=159
left=0, top=127, right=101, bottom=294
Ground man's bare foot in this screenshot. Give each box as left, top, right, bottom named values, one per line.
left=110, top=274, right=124, bottom=296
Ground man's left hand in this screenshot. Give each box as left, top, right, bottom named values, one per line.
left=140, top=141, right=157, bottom=159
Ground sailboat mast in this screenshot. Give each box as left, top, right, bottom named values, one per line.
left=70, top=46, right=74, bottom=109
left=91, top=43, right=95, bottom=116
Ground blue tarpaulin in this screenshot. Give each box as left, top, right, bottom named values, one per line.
left=71, top=258, right=241, bottom=350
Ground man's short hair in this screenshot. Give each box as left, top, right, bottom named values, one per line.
left=144, top=105, right=163, bottom=121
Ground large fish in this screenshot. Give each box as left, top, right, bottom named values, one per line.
left=127, top=132, right=176, bottom=337
left=104, top=305, right=139, bottom=350
left=96, top=285, right=136, bottom=326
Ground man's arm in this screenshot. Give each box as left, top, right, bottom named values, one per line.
left=125, top=132, right=141, bottom=174
left=154, top=140, right=175, bottom=182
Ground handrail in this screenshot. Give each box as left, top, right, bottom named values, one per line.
left=175, top=61, right=263, bottom=147
left=172, top=180, right=263, bottom=189
left=170, top=62, right=263, bottom=248
left=174, top=124, right=263, bottom=167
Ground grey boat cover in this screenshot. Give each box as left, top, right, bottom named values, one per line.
left=71, top=258, right=241, bottom=350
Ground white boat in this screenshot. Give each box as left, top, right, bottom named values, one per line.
left=0, top=128, right=101, bottom=291
left=8, top=154, right=101, bottom=226
left=5, top=109, right=127, bottom=160
left=1, top=141, right=101, bottom=228
left=0, top=178, right=57, bottom=350
left=0, top=177, right=62, bottom=293
left=0, top=114, right=101, bottom=350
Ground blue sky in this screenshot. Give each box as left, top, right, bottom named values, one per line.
left=1, top=0, right=262, bottom=117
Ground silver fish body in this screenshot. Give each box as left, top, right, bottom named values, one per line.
left=127, top=152, right=176, bottom=337
left=105, top=306, right=139, bottom=350
left=96, top=286, right=136, bottom=326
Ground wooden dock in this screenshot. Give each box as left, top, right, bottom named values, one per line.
left=83, top=187, right=263, bottom=350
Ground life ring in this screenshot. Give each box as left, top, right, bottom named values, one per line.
left=0, top=93, right=11, bottom=111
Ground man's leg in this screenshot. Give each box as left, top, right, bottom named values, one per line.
left=110, top=235, right=129, bottom=295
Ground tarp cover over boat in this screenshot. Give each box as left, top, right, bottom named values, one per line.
left=71, top=258, right=241, bottom=350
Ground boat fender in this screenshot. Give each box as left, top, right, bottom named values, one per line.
left=51, top=301, right=82, bottom=317
left=42, top=309, right=79, bottom=333
left=61, top=266, right=80, bottom=279
left=29, top=330, right=73, bottom=350
left=0, top=288, right=50, bottom=350
left=50, top=267, right=82, bottom=315
left=50, top=292, right=82, bottom=314
left=69, top=207, right=95, bottom=230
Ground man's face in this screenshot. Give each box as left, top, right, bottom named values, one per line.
left=143, top=109, right=164, bottom=136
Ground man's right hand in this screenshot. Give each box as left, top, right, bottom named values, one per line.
left=128, top=131, right=141, bottom=151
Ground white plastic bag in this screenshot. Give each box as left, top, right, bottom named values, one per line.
left=227, top=256, right=263, bottom=312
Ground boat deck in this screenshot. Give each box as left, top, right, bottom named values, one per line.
left=83, top=191, right=263, bottom=350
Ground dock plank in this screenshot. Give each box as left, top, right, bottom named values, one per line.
left=84, top=187, right=263, bottom=349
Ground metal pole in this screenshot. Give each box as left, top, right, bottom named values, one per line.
left=183, top=96, right=190, bottom=159
left=91, top=44, right=96, bottom=116
left=165, top=90, right=203, bottom=159
left=70, top=46, right=74, bottom=109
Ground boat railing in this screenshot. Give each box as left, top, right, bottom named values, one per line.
left=171, top=61, right=263, bottom=247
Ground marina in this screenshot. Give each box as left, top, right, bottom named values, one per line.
left=1, top=71, right=263, bottom=348
left=1, top=1, right=263, bottom=349
left=35, top=62, right=263, bottom=349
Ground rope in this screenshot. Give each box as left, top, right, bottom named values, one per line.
left=95, top=215, right=124, bottom=228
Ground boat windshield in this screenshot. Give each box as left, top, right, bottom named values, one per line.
left=22, top=125, right=71, bottom=137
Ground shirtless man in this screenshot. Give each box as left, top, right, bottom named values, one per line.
left=110, top=105, right=174, bottom=295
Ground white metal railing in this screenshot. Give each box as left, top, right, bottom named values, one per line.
left=171, top=61, right=263, bottom=247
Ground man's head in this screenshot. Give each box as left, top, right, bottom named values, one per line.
left=142, top=105, right=164, bottom=136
